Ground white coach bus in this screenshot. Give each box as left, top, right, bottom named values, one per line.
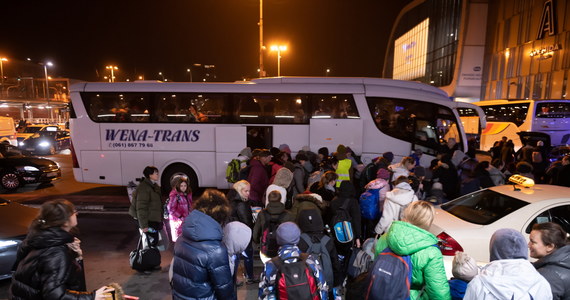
left=69, top=77, right=485, bottom=192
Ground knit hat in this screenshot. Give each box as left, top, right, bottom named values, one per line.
left=377, top=168, right=391, bottom=180
left=413, top=166, right=426, bottom=178
left=279, top=144, right=292, bottom=154
left=382, top=152, right=394, bottom=163
left=452, top=252, right=478, bottom=282
left=336, top=144, right=347, bottom=160
left=239, top=147, right=252, bottom=158
left=276, top=222, right=301, bottom=246
left=318, top=147, right=329, bottom=157
left=489, top=228, right=528, bottom=261
left=269, top=147, right=281, bottom=157
left=296, top=209, right=324, bottom=233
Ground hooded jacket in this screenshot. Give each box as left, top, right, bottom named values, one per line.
left=265, top=168, right=293, bottom=205
left=252, top=201, right=294, bottom=244
left=129, top=177, right=163, bottom=229
left=374, top=181, right=418, bottom=235
left=289, top=193, right=326, bottom=222
left=222, top=221, right=252, bottom=276
left=10, top=227, right=93, bottom=300
left=374, top=221, right=450, bottom=300
left=168, top=189, right=192, bottom=221
left=533, top=244, right=570, bottom=300
left=171, top=210, right=235, bottom=300
left=464, top=228, right=552, bottom=300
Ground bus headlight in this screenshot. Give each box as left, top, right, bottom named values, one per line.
left=19, top=141, right=24, bottom=146
left=39, top=141, right=50, bottom=148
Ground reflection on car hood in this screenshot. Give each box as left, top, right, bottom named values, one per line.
left=0, top=156, right=58, bottom=169
left=0, top=201, right=38, bottom=238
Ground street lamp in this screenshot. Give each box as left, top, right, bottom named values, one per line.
left=186, top=68, right=192, bottom=82
left=106, top=65, right=118, bottom=82
left=270, top=45, right=287, bottom=77
left=158, top=72, right=165, bottom=81
left=0, top=58, right=7, bottom=97
left=42, top=61, right=53, bottom=121
left=326, top=68, right=331, bottom=77
left=259, top=0, right=266, bottom=77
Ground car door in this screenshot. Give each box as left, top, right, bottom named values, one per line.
left=524, top=204, right=570, bottom=235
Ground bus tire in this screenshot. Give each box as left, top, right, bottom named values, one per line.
left=161, top=163, right=198, bottom=195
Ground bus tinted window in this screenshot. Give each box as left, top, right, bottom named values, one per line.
left=154, top=93, right=227, bottom=123
left=234, top=94, right=309, bottom=124
left=82, top=92, right=151, bottom=122
left=481, top=103, right=529, bottom=126
left=310, top=94, right=359, bottom=119
left=535, top=102, right=570, bottom=118
left=367, top=97, right=461, bottom=155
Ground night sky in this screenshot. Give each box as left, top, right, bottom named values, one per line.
left=2, top=0, right=411, bottom=82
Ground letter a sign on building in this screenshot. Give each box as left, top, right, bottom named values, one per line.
left=537, top=0, right=557, bottom=40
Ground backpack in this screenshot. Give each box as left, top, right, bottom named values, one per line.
left=359, top=188, right=381, bottom=220
left=272, top=254, right=321, bottom=300
left=331, top=197, right=354, bottom=243
left=300, top=233, right=334, bottom=287
left=260, top=210, right=287, bottom=257
left=365, top=247, right=413, bottom=300
left=359, top=162, right=378, bottom=190
left=226, top=158, right=243, bottom=183
left=347, top=238, right=376, bottom=279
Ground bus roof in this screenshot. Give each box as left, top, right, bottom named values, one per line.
left=71, top=77, right=450, bottom=99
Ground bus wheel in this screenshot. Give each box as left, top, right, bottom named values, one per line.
left=161, top=164, right=198, bottom=195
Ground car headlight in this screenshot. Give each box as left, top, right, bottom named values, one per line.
left=39, top=141, right=50, bottom=148
left=0, top=239, right=18, bottom=249
left=16, top=166, right=40, bottom=172
left=18, top=141, right=24, bottom=146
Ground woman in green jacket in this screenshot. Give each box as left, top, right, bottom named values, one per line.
left=129, top=166, right=163, bottom=248
left=374, top=201, right=451, bottom=300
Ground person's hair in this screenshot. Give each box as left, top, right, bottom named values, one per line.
left=174, top=177, right=191, bottom=194
left=268, top=190, right=282, bottom=203
left=295, top=153, right=308, bottom=162
left=318, top=171, right=338, bottom=189
left=193, top=189, right=231, bottom=225
left=393, top=175, right=409, bottom=186
left=401, top=156, right=415, bottom=166
left=403, top=200, right=435, bottom=230
left=532, top=222, right=568, bottom=250
left=516, top=161, right=533, bottom=173
left=233, top=180, right=250, bottom=200
left=491, top=158, right=504, bottom=169
left=143, top=166, right=159, bottom=178
left=29, top=199, right=75, bottom=235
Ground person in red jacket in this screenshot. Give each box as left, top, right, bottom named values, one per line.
left=247, top=149, right=272, bottom=207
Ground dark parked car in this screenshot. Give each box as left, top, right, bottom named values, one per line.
left=19, top=129, right=71, bottom=155
left=0, top=144, right=61, bottom=190
left=0, top=198, right=38, bottom=280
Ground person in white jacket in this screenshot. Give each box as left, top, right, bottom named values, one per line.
left=374, top=176, right=418, bottom=235
left=388, top=156, right=416, bottom=182
left=464, top=228, right=552, bottom=300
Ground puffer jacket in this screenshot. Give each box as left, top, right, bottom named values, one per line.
left=375, top=221, right=451, bottom=300
left=374, top=182, right=418, bottom=235
left=129, top=177, right=163, bottom=229
left=171, top=210, right=235, bottom=300
left=533, top=244, right=570, bottom=300
left=289, top=193, right=326, bottom=221
left=228, top=189, right=254, bottom=229
left=10, top=227, right=93, bottom=300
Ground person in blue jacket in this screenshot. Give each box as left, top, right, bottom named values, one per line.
left=171, top=189, right=236, bottom=300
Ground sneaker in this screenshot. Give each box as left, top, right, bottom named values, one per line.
left=245, top=277, right=260, bottom=285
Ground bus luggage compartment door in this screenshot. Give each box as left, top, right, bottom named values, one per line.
left=309, top=119, right=363, bottom=155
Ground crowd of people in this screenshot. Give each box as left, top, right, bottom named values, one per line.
left=8, top=137, right=570, bottom=300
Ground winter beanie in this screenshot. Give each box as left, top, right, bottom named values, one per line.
left=382, top=152, right=394, bottom=163
left=276, top=222, right=301, bottom=246
left=452, top=251, right=478, bottom=282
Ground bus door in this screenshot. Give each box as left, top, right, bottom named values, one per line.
left=455, top=103, right=486, bottom=150
left=215, top=126, right=246, bottom=188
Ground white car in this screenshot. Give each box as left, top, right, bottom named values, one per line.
left=429, top=184, right=570, bottom=277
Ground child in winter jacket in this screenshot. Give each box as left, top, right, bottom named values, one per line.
left=167, top=177, right=193, bottom=242
left=374, top=176, right=418, bottom=235
left=448, top=252, right=479, bottom=300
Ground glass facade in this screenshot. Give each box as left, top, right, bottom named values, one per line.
left=483, top=0, right=570, bottom=100
left=384, top=0, right=462, bottom=87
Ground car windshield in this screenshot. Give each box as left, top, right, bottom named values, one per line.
left=440, top=189, right=529, bottom=225
left=23, top=127, right=43, bottom=133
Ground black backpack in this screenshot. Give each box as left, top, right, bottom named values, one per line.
left=260, top=210, right=286, bottom=257
left=272, top=254, right=321, bottom=300
left=300, top=233, right=334, bottom=287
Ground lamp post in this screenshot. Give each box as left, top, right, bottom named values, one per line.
left=270, top=45, right=287, bottom=77
left=326, top=68, right=331, bottom=77
left=158, top=72, right=165, bottom=81
left=43, top=61, right=53, bottom=122
left=259, top=0, right=265, bottom=77
left=106, top=65, right=118, bottom=82
left=0, top=58, right=7, bottom=97
left=187, top=68, right=192, bottom=82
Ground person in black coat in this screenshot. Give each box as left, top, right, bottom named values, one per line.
left=330, top=180, right=362, bottom=277
left=432, top=154, right=460, bottom=201
left=529, top=222, right=570, bottom=300
left=10, top=199, right=112, bottom=300
left=227, top=180, right=257, bottom=284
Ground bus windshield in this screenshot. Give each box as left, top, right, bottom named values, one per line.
left=535, top=102, right=570, bottom=118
